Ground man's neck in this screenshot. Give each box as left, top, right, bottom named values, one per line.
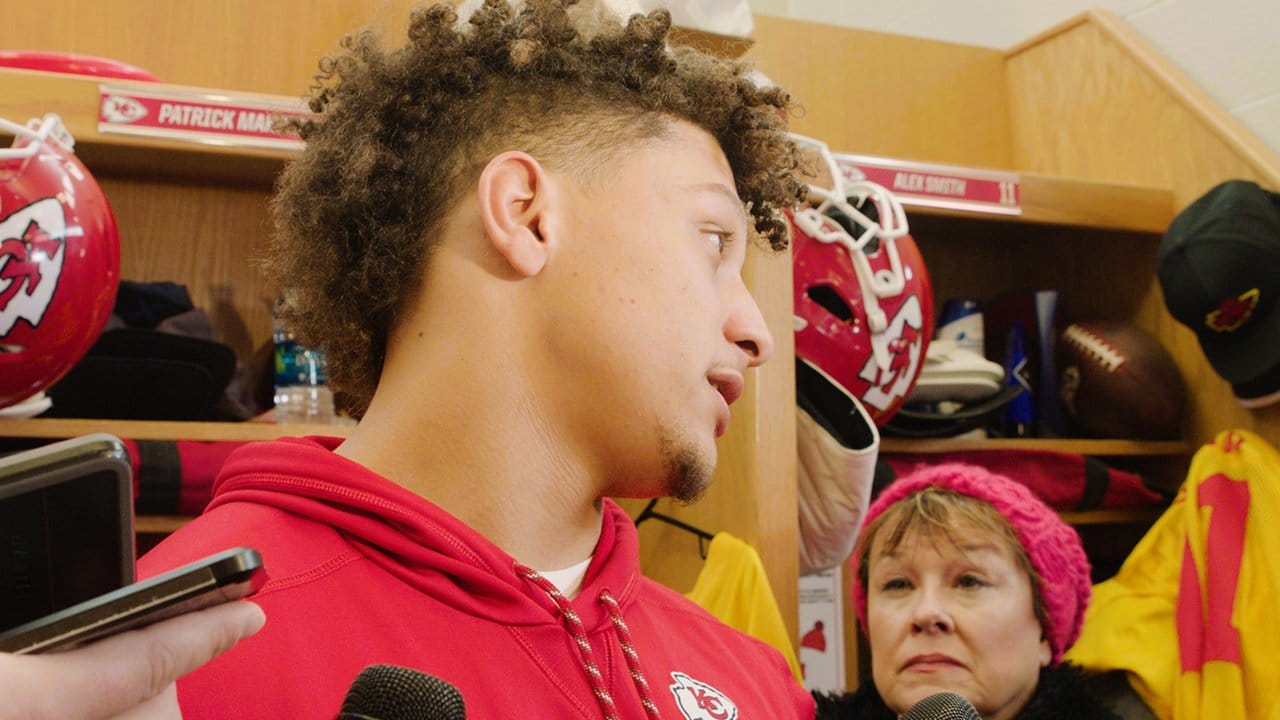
left=336, top=356, right=606, bottom=571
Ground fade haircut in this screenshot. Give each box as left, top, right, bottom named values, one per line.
left=263, top=0, right=807, bottom=417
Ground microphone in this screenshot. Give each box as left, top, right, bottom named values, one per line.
left=336, top=664, right=466, bottom=720
left=899, top=691, right=981, bottom=720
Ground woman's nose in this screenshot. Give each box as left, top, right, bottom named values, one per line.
left=910, top=592, right=955, bottom=634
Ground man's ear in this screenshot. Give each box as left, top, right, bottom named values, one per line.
left=477, top=151, right=556, bottom=277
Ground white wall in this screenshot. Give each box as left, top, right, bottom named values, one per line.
left=749, top=0, right=1280, bottom=158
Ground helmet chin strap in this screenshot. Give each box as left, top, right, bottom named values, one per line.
left=0, top=114, right=75, bottom=160
left=790, top=133, right=912, bottom=372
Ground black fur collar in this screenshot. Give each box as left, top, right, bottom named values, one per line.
left=813, top=663, right=1122, bottom=719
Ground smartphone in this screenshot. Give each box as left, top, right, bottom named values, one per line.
left=0, top=434, right=135, bottom=628
left=0, top=546, right=264, bottom=655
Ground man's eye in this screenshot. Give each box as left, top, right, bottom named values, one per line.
left=704, top=229, right=736, bottom=255
left=705, top=231, right=726, bottom=253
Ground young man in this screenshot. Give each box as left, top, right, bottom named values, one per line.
left=139, top=1, right=813, bottom=717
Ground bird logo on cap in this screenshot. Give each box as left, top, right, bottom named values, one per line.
left=1205, top=288, right=1260, bottom=332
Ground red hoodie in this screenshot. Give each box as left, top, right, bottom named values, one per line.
left=139, top=436, right=815, bottom=719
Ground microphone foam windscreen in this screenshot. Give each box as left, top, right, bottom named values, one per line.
left=899, top=691, right=981, bottom=720
left=339, top=664, right=466, bottom=720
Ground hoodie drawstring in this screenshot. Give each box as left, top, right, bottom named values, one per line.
left=516, top=564, right=661, bottom=720
left=597, top=592, right=661, bottom=719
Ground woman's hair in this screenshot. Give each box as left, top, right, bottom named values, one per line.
left=262, top=0, right=807, bottom=417
left=855, top=487, right=1048, bottom=629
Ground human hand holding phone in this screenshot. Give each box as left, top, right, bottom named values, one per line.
left=1, top=547, right=264, bottom=655
left=0, top=598, right=265, bottom=719
left=0, top=547, right=265, bottom=717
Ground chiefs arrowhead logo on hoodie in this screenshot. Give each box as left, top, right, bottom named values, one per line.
left=669, top=672, right=738, bottom=720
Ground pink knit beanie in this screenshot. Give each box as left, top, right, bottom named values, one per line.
left=852, top=463, right=1092, bottom=664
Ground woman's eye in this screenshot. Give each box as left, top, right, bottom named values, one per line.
left=880, top=577, right=911, bottom=592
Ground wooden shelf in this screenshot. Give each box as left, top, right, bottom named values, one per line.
left=905, top=172, right=1174, bottom=233
left=0, top=67, right=295, bottom=186
left=1058, top=507, right=1164, bottom=526
left=136, top=515, right=195, bottom=535
left=11, top=423, right=1190, bottom=458
left=3, top=67, right=1177, bottom=232
left=833, top=151, right=1174, bottom=233
left=0, top=418, right=354, bottom=442
left=133, top=507, right=1166, bottom=538
left=881, top=437, right=1193, bottom=456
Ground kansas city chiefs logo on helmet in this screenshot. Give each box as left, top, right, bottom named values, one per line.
left=856, top=294, right=927, bottom=413
left=0, top=198, right=67, bottom=338
left=669, top=672, right=738, bottom=720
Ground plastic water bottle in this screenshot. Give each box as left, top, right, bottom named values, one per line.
left=273, top=318, right=341, bottom=424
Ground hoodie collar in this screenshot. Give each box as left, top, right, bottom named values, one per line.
left=209, top=436, right=642, bottom=630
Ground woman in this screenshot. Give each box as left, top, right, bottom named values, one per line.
left=815, top=463, right=1119, bottom=719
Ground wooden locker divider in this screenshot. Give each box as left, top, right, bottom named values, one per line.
left=746, top=15, right=1014, bottom=169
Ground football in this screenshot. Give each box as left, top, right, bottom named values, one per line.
left=1056, top=321, right=1186, bottom=439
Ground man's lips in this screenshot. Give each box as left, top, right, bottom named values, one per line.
left=708, top=372, right=744, bottom=438
left=902, top=654, right=965, bottom=671
left=709, top=372, right=744, bottom=407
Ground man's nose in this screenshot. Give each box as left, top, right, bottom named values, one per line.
left=724, top=278, right=774, bottom=368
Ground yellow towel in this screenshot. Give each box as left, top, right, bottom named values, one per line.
left=685, top=532, right=803, bottom=681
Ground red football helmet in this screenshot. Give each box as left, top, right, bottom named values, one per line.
left=790, top=134, right=934, bottom=426
left=0, top=114, right=120, bottom=409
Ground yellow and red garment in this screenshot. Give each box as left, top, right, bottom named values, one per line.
left=685, top=532, right=803, bottom=682
left=1067, top=430, right=1280, bottom=720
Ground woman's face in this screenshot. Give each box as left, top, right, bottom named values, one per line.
left=865, top=524, right=1051, bottom=720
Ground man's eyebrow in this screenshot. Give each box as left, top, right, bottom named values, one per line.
left=682, top=182, right=748, bottom=220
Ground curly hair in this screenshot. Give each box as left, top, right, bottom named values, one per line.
left=263, top=0, right=807, bottom=418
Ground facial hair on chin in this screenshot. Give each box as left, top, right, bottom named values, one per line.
left=660, top=428, right=713, bottom=504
